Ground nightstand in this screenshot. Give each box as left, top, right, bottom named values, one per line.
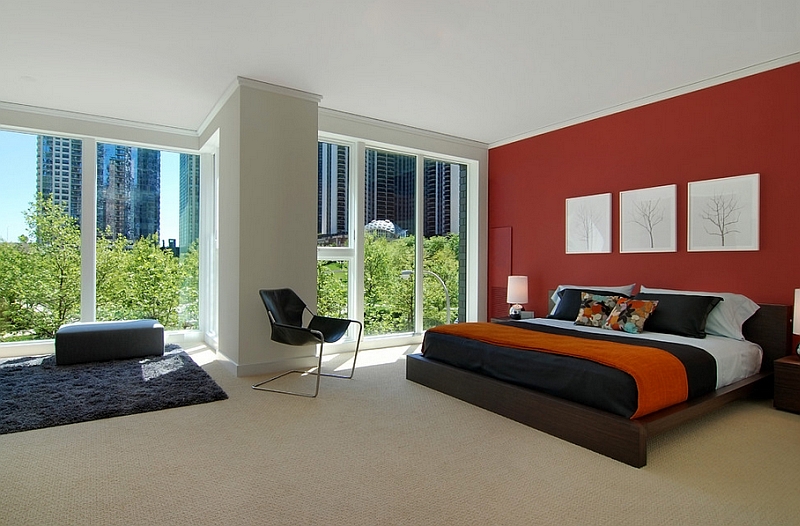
left=491, top=313, right=534, bottom=323
left=774, top=355, right=800, bottom=413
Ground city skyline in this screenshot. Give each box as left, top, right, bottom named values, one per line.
left=317, top=142, right=463, bottom=244
left=0, top=129, right=185, bottom=245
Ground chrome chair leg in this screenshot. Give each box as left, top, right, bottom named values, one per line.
left=252, top=341, right=325, bottom=398
left=318, top=321, right=363, bottom=380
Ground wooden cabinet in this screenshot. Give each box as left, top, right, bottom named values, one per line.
left=774, top=355, right=800, bottom=413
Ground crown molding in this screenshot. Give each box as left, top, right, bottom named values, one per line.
left=0, top=100, right=197, bottom=138
left=197, top=77, right=323, bottom=135
left=236, top=76, right=322, bottom=103
left=490, top=52, right=800, bottom=149
left=319, top=107, right=488, bottom=150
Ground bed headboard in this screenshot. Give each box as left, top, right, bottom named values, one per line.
left=546, top=291, right=792, bottom=372
left=743, top=304, right=792, bottom=372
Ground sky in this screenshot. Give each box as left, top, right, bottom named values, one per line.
left=0, top=129, right=179, bottom=244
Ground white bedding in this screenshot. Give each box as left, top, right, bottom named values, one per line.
left=516, top=318, right=763, bottom=389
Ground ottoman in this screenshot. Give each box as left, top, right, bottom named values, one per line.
left=55, top=319, right=165, bottom=365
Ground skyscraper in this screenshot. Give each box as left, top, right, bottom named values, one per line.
left=364, top=149, right=416, bottom=236
left=36, top=136, right=83, bottom=224
left=423, top=160, right=455, bottom=238
left=96, top=143, right=160, bottom=240
left=179, top=153, right=201, bottom=254
left=132, top=148, right=160, bottom=241
left=318, top=142, right=349, bottom=245
left=422, top=159, right=451, bottom=237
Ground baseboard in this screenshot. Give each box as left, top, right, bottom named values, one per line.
left=219, top=353, right=318, bottom=378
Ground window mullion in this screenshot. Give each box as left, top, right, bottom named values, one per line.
left=80, top=137, right=97, bottom=322
left=414, top=155, right=424, bottom=334
left=353, top=141, right=366, bottom=325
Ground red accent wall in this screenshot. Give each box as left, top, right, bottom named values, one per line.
left=488, top=62, right=800, bottom=322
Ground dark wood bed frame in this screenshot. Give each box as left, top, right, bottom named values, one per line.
left=406, top=304, right=792, bottom=467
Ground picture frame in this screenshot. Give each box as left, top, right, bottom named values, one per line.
left=566, top=193, right=611, bottom=254
left=688, top=173, right=759, bottom=252
left=619, top=184, right=677, bottom=253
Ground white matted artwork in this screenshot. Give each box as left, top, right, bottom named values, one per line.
left=688, top=173, right=759, bottom=252
left=619, top=184, right=677, bottom=253
left=566, top=193, right=611, bottom=254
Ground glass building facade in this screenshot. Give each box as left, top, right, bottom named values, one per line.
left=179, top=153, right=201, bottom=254
left=36, top=136, right=83, bottom=224
left=96, top=143, right=160, bottom=240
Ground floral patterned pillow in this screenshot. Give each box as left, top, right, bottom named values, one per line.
left=604, top=298, right=659, bottom=334
left=575, top=293, right=621, bottom=328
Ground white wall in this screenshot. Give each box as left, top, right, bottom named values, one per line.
left=199, top=79, right=321, bottom=376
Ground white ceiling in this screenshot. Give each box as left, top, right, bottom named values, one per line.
left=2, top=1, right=799, bottom=146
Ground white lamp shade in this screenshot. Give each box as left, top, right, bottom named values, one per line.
left=794, top=289, right=800, bottom=336
left=507, top=276, right=528, bottom=304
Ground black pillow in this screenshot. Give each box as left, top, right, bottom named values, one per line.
left=634, top=293, right=723, bottom=338
left=547, top=288, right=630, bottom=321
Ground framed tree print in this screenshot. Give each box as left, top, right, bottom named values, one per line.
left=620, top=184, right=677, bottom=253
left=566, top=193, right=611, bottom=254
left=688, top=173, right=759, bottom=252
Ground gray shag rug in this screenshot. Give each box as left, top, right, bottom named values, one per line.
left=0, top=345, right=228, bottom=435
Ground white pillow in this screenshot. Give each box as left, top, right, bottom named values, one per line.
left=639, top=286, right=759, bottom=340
left=549, top=283, right=636, bottom=314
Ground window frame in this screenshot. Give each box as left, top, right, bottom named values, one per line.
left=318, top=132, right=478, bottom=348
left=0, top=126, right=209, bottom=357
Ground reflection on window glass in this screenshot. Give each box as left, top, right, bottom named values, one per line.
left=318, top=142, right=350, bottom=247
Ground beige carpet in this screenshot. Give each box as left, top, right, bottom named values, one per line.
left=2, top=345, right=800, bottom=526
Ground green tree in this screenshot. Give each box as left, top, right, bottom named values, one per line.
left=422, top=233, right=460, bottom=327
left=317, top=260, right=348, bottom=318
left=179, top=241, right=200, bottom=329
left=1, top=194, right=82, bottom=339
left=318, top=232, right=460, bottom=336
left=0, top=241, right=27, bottom=338
left=96, top=229, right=134, bottom=322
left=0, top=194, right=199, bottom=341
left=317, top=232, right=459, bottom=335
left=363, top=232, right=415, bottom=335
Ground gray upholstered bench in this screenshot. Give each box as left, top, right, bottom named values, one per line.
left=55, top=319, right=165, bottom=365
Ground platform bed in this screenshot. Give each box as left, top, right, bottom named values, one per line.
left=406, top=304, right=791, bottom=468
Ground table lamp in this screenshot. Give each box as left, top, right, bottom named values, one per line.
left=507, top=276, right=528, bottom=320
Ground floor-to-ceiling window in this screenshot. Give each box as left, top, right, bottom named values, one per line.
left=421, top=158, right=466, bottom=329
left=363, top=148, right=416, bottom=336
left=0, top=129, right=200, bottom=344
left=317, top=140, right=355, bottom=323
left=317, top=135, right=469, bottom=340
left=94, top=143, right=200, bottom=330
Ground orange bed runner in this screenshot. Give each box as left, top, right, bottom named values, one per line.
left=427, top=323, right=689, bottom=419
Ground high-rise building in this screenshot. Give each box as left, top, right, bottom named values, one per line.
left=96, top=143, right=160, bottom=240
left=318, top=142, right=349, bottom=245
left=132, top=148, right=160, bottom=241
left=97, top=143, right=133, bottom=239
left=364, top=149, right=416, bottom=236
left=179, top=153, right=201, bottom=254
left=320, top=148, right=458, bottom=240
left=423, top=160, right=457, bottom=238
left=36, top=136, right=83, bottom=224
